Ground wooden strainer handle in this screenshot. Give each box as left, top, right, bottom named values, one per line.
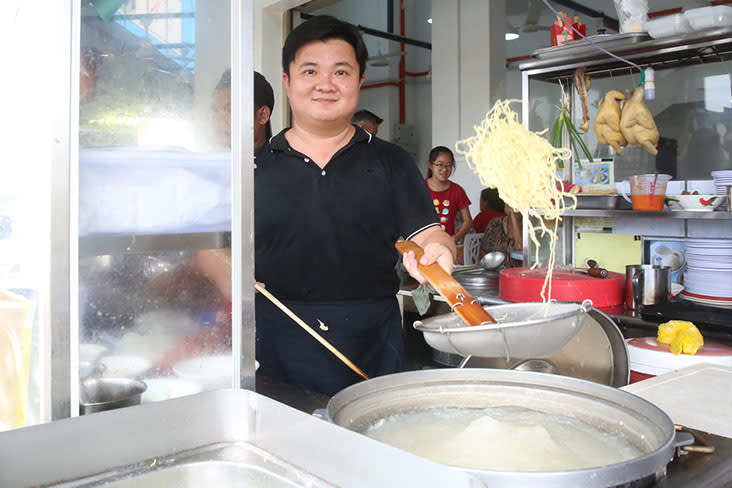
left=396, top=241, right=496, bottom=326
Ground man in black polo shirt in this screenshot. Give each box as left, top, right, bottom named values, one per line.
left=255, top=15, right=455, bottom=395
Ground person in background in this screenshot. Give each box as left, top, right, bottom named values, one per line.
left=80, top=48, right=99, bottom=104
left=254, top=15, right=455, bottom=395
left=351, top=109, right=383, bottom=136
left=152, top=70, right=276, bottom=370
left=472, top=187, right=506, bottom=234
left=193, top=70, right=276, bottom=304
left=212, top=69, right=275, bottom=149
left=425, top=146, right=472, bottom=245
left=479, top=205, right=523, bottom=268
left=211, top=70, right=232, bottom=148
left=254, top=71, right=275, bottom=147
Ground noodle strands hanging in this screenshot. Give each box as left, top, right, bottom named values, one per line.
left=456, top=100, right=577, bottom=301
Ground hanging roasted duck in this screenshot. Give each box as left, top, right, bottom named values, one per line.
left=594, top=90, right=627, bottom=154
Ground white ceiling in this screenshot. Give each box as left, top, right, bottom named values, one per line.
left=310, top=0, right=716, bottom=68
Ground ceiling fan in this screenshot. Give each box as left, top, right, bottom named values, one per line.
left=520, top=0, right=552, bottom=33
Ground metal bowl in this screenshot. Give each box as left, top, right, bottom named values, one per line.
left=325, top=369, right=675, bottom=488
left=574, top=194, right=619, bottom=209
left=80, top=377, right=147, bottom=414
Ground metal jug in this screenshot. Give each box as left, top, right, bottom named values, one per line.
left=625, top=264, right=671, bottom=310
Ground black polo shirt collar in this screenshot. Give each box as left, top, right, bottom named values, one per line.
left=268, top=125, right=372, bottom=153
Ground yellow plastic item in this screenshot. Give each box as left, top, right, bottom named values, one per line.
left=657, top=320, right=704, bottom=356
left=0, top=290, right=34, bottom=429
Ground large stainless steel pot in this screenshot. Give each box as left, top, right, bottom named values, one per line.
left=324, top=369, right=675, bottom=488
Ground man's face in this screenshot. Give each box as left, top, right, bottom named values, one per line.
left=212, top=86, right=231, bottom=147
left=283, top=39, right=364, bottom=128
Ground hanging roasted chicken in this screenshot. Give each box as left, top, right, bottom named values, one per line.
left=594, top=90, right=627, bottom=154
left=619, top=86, right=659, bottom=155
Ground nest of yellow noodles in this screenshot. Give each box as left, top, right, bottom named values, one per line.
left=456, top=100, right=577, bottom=301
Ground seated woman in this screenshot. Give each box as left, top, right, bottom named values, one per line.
left=479, top=205, right=523, bottom=268
left=472, top=188, right=505, bottom=234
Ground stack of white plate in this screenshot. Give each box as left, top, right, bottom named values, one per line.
left=711, top=170, right=732, bottom=195
left=682, top=239, right=732, bottom=309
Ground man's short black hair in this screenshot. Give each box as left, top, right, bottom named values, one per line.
left=352, top=109, right=383, bottom=126
left=254, top=71, right=275, bottom=139
left=282, top=15, right=368, bottom=77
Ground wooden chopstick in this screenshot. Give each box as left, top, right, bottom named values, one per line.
left=254, top=283, right=370, bottom=380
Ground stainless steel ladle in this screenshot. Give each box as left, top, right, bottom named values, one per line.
left=456, top=251, right=505, bottom=273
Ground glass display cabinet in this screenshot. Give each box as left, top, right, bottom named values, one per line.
left=2, top=0, right=254, bottom=430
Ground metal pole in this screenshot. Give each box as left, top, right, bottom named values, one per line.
left=231, top=0, right=256, bottom=390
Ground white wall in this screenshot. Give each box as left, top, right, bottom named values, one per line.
left=254, top=0, right=312, bottom=134
left=432, top=0, right=507, bottom=216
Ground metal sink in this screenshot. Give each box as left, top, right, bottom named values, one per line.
left=0, top=389, right=485, bottom=488
left=66, top=443, right=336, bottom=488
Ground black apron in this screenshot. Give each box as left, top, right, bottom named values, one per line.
left=255, top=294, right=404, bottom=396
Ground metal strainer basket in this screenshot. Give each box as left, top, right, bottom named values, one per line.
left=413, top=300, right=592, bottom=359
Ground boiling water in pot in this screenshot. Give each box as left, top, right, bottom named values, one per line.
left=362, top=406, right=643, bottom=471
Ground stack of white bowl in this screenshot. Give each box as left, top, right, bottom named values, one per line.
left=682, top=239, right=732, bottom=308
left=711, top=170, right=732, bottom=196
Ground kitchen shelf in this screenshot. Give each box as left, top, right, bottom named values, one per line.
left=518, top=27, right=732, bottom=267
left=79, top=231, right=230, bottom=258
left=563, top=209, right=732, bottom=219
left=512, top=27, right=732, bottom=81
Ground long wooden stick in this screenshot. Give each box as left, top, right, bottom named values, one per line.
left=255, top=283, right=370, bottom=380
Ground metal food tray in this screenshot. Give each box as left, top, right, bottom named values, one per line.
left=532, top=32, right=651, bottom=59
left=413, top=301, right=591, bottom=359
left=573, top=194, right=619, bottom=209
left=0, top=389, right=485, bottom=488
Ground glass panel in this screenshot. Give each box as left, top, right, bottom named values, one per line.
left=524, top=217, right=567, bottom=268
left=78, top=0, right=233, bottom=408
left=525, top=78, right=569, bottom=267
left=570, top=61, right=732, bottom=181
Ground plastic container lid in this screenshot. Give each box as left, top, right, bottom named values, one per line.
left=499, top=267, right=625, bottom=308
left=683, top=5, right=732, bottom=32
left=644, top=13, right=690, bottom=39
left=627, top=337, right=732, bottom=376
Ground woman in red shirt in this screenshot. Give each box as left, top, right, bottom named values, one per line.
left=425, top=146, right=472, bottom=243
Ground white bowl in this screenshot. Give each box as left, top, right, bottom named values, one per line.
left=100, top=355, right=152, bottom=378
left=140, top=377, right=202, bottom=403
left=665, top=194, right=725, bottom=211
